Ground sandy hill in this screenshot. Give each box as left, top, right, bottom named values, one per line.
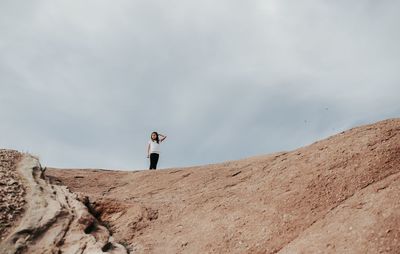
left=1, top=118, right=400, bottom=253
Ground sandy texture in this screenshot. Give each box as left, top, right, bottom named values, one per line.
left=0, top=154, right=128, bottom=254
left=0, top=149, right=24, bottom=240
left=46, top=118, right=400, bottom=253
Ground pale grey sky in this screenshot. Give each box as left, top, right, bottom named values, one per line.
left=1, top=0, right=399, bottom=170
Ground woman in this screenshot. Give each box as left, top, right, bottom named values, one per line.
left=147, top=131, right=167, bottom=170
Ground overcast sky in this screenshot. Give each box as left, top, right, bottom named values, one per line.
left=1, top=0, right=399, bottom=170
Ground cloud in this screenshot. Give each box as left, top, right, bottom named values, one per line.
left=1, top=0, right=399, bottom=169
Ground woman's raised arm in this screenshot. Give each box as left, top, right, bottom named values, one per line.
left=159, top=133, right=167, bottom=142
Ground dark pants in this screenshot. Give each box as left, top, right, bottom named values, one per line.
left=149, top=153, right=159, bottom=170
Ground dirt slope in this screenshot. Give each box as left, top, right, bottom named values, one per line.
left=46, top=118, right=400, bottom=253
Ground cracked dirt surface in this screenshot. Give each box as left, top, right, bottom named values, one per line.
left=2, top=118, right=400, bottom=253
left=0, top=150, right=24, bottom=240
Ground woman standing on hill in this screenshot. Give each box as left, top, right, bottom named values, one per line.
left=147, top=132, right=167, bottom=170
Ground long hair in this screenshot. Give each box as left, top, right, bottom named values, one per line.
left=151, top=131, right=160, bottom=144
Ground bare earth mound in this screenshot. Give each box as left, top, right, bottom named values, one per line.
left=46, top=118, right=400, bottom=253
left=1, top=118, right=400, bottom=253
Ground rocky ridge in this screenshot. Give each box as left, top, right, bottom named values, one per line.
left=0, top=153, right=128, bottom=254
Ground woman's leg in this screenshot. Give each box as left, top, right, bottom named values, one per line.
left=149, top=153, right=159, bottom=169
left=149, top=153, right=155, bottom=169
left=153, top=153, right=159, bottom=169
